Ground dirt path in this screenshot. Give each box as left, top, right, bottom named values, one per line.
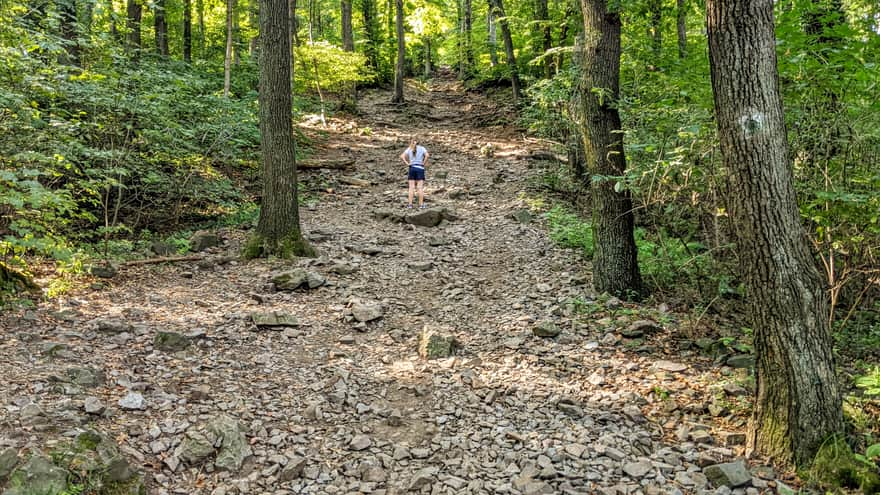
left=0, top=77, right=777, bottom=494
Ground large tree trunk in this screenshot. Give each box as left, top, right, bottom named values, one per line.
left=183, top=0, right=192, bottom=61
left=488, top=0, right=520, bottom=103
left=676, top=0, right=687, bottom=58
left=289, top=0, right=299, bottom=47
left=126, top=0, right=142, bottom=52
left=224, top=0, right=234, bottom=96
left=248, top=0, right=312, bottom=258
left=487, top=8, right=498, bottom=66
left=154, top=0, right=169, bottom=56
left=706, top=0, right=843, bottom=466
left=391, top=0, right=405, bottom=103
left=574, top=0, right=643, bottom=298
left=464, top=0, right=473, bottom=73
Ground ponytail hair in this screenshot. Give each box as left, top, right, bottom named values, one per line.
left=409, top=138, right=418, bottom=153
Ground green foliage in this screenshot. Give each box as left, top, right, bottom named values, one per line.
left=544, top=206, right=594, bottom=258
left=856, top=367, right=880, bottom=396
left=294, top=42, right=374, bottom=94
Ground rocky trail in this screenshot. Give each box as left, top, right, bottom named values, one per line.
left=0, top=77, right=791, bottom=495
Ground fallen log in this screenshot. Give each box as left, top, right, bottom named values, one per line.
left=298, top=158, right=355, bottom=170
left=338, top=176, right=372, bottom=187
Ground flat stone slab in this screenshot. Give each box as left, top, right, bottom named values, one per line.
left=252, top=312, right=300, bottom=328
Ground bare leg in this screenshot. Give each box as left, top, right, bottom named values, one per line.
left=408, top=180, right=415, bottom=206
left=417, top=180, right=424, bottom=206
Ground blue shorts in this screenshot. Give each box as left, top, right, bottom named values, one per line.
left=408, top=165, right=425, bottom=181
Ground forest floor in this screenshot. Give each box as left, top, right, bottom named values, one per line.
left=0, top=74, right=799, bottom=494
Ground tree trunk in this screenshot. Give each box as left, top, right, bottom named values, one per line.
left=648, top=0, right=661, bottom=57
left=249, top=0, right=259, bottom=54
left=341, top=0, right=356, bottom=109
left=706, top=0, right=843, bottom=467
left=290, top=0, right=299, bottom=47
left=154, top=0, right=169, bottom=56
left=233, top=0, right=242, bottom=64
left=361, top=0, right=380, bottom=75
left=248, top=0, right=312, bottom=258
left=424, top=37, right=431, bottom=77
left=487, top=8, right=498, bottom=66
left=676, top=0, right=686, bottom=58
left=391, top=0, right=405, bottom=103
left=488, top=0, right=520, bottom=103
left=197, top=0, right=205, bottom=54
left=224, top=0, right=234, bottom=96
left=464, top=0, right=473, bottom=73
left=183, top=0, right=192, bottom=61
left=574, top=0, right=643, bottom=298
left=58, top=0, right=80, bottom=65
left=126, top=0, right=142, bottom=52
left=536, top=0, right=552, bottom=78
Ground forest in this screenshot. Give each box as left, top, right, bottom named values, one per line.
left=0, top=0, right=879, bottom=491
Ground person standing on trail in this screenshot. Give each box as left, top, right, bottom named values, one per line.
left=400, top=138, right=429, bottom=208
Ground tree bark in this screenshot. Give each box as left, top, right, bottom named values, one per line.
left=249, top=0, right=312, bottom=258
left=573, top=0, right=643, bottom=298
left=391, top=0, right=405, bottom=103
left=249, top=0, right=259, bottom=54
left=289, top=0, right=299, bottom=48
left=341, top=0, right=356, bottom=109
left=676, top=0, right=686, bottom=58
left=154, top=0, right=169, bottom=56
left=706, top=0, right=843, bottom=467
left=183, top=0, right=193, bottom=61
left=361, top=0, right=380, bottom=75
left=536, top=0, right=552, bottom=78
left=487, top=8, right=498, bottom=66
left=464, top=0, right=473, bottom=73
left=197, top=0, right=206, bottom=54
left=224, top=0, right=234, bottom=96
left=488, top=0, right=520, bottom=103
left=126, top=0, right=142, bottom=52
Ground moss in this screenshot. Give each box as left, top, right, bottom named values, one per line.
left=807, top=435, right=880, bottom=494
left=242, top=233, right=316, bottom=259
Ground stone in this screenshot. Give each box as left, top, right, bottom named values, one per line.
left=653, top=360, right=688, bottom=372
left=690, top=430, right=713, bottom=444
left=150, top=241, right=176, bottom=255
left=623, top=461, right=652, bottom=478
left=118, top=392, right=146, bottom=410
left=272, top=270, right=324, bottom=291
left=153, top=331, right=191, bottom=352
left=189, top=230, right=221, bottom=252
left=775, top=481, right=796, bottom=495
left=72, top=430, right=136, bottom=483
left=329, top=262, right=358, bottom=275
left=4, top=456, right=68, bottom=494
left=207, top=415, right=253, bottom=472
left=19, top=404, right=45, bottom=425
left=408, top=467, right=438, bottom=491
left=280, top=456, right=307, bottom=481
left=65, top=366, right=104, bottom=388
left=721, top=432, right=746, bottom=447
left=723, top=383, right=748, bottom=396
left=405, top=208, right=444, bottom=227
left=725, top=355, right=754, bottom=369
left=351, top=302, right=384, bottom=323
left=349, top=434, right=372, bottom=451
left=407, top=261, right=434, bottom=271
left=89, top=263, right=117, bottom=279
left=84, top=397, right=105, bottom=415
left=532, top=321, right=561, bottom=338
left=178, top=430, right=215, bottom=465
left=418, top=327, right=457, bottom=359
left=95, top=319, right=132, bottom=334
left=703, top=460, right=751, bottom=488
left=251, top=311, right=299, bottom=328
left=0, top=447, right=19, bottom=479
left=510, top=209, right=534, bottom=224
left=621, top=320, right=661, bottom=338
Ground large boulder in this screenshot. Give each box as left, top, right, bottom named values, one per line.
left=703, top=460, right=751, bottom=488
left=0, top=447, right=19, bottom=480
left=3, top=456, right=68, bottom=495
left=404, top=207, right=460, bottom=228
left=189, top=230, right=221, bottom=252
left=177, top=415, right=252, bottom=472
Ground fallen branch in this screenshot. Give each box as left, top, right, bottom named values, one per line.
left=123, top=255, right=204, bottom=266
left=298, top=158, right=355, bottom=170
